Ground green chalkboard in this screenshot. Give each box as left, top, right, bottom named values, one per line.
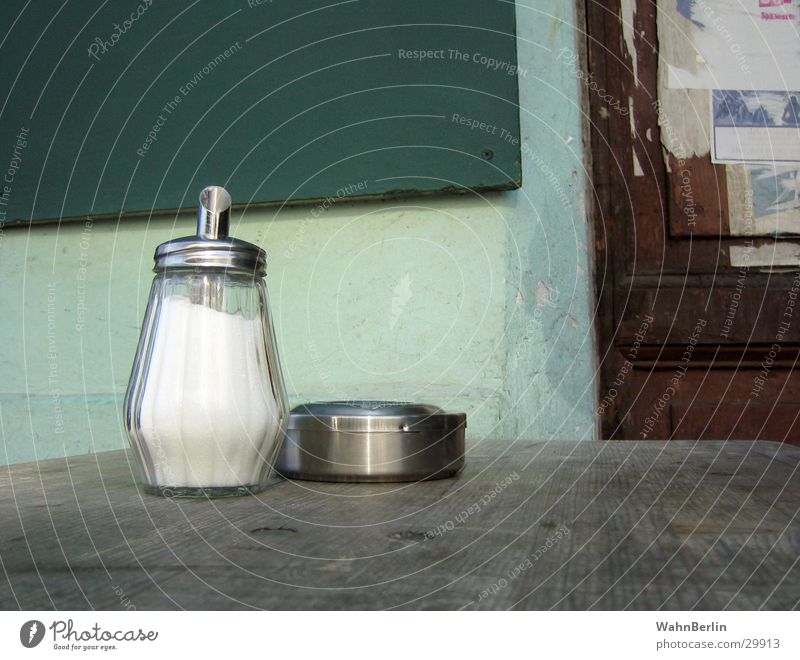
left=0, top=0, right=520, bottom=226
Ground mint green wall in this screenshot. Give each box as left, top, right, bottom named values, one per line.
left=0, top=0, right=596, bottom=464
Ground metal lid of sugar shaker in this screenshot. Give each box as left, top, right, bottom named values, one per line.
left=154, top=186, right=267, bottom=276
left=288, top=400, right=467, bottom=433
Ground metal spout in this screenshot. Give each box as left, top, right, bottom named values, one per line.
left=197, top=185, right=231, bottom=239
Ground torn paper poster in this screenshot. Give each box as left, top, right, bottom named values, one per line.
left=728, top=163, right=800, bottom=235
left=712, top=90, right=800, bottom=163
left=665, top=0, right=800, bottom=90
left=656, top=6, right=714, bottom=157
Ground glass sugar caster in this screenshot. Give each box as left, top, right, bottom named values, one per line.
left=124, top=186, right=289, bottom=497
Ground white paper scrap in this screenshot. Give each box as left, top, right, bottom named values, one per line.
left=730, top=241, right=800, bottom=266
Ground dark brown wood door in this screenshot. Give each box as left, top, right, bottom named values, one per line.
left=587, top=0, right=800, bottom=444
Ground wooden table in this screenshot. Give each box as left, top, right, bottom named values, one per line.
left=2, top=441, right=799, bottom=610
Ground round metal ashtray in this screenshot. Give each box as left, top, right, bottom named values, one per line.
left=275, top=401, right=466, bottom=483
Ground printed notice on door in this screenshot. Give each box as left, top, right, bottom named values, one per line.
left=712, top=90, right=800, bottom=163
left=665, top=0, right=800, bottom=90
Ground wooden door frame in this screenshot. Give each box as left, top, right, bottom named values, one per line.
left=585, top=0, right=800, bottom=440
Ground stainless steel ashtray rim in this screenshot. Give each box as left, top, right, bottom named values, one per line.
left=282, top=423, right=465, bottom=469
left=286, top=400, right=465, bottom=433
left=276, top=400, right=467, bottom=483
left=287, top=412, right=466, bottom=434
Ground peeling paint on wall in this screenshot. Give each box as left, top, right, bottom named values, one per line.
left=628, top=94, right=645, bottom=176
left=620, top=0, right=639, bottom=86
left=535, top=281, right=555, bottom=307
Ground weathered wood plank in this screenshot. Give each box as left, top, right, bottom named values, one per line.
left=1, top=441, right=799, bottom=610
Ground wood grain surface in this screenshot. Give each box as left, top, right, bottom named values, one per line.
left=1, top=441, right=799, bottom=610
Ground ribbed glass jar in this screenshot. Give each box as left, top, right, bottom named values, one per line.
left=123, top=187, right=288, bottom=497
